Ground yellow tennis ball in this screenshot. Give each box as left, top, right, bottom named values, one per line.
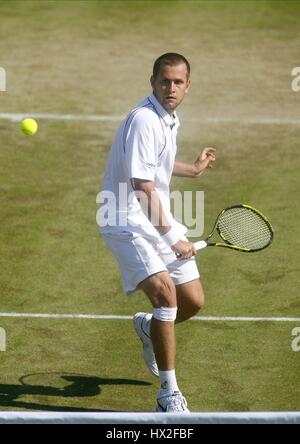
left=21, top=118, right=38, bottom=135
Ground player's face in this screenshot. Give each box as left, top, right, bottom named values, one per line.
left=151, top=63, right=190, bottom=114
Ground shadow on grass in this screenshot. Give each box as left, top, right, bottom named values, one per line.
left=0, top=373, right=152, bottom=412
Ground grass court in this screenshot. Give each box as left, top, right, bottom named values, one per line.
left=0, top=0, right=299, bottom=412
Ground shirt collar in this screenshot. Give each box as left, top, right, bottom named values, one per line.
left=148, top=93, right=180, bottom=128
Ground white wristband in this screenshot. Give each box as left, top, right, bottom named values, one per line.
left=161, top=226, right=181, bottom=247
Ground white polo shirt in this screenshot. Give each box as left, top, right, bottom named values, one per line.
left=99, top=93, right=187, bottom=243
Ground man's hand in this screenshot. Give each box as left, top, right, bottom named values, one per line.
left=171, top=239, right=196, bottom=260
left=172, top=147, right=216, bottom=178
left=194, top=147, right=216, bottom=176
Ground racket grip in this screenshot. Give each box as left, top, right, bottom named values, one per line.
left=175, top=239, right=208, bottom=258
left=193, top=240, right=208, bottom=251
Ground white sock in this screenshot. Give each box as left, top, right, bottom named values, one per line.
left=159, top=369, right=179, bottom=394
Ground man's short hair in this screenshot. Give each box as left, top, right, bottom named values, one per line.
left=153, top=53, right=190, bottom=79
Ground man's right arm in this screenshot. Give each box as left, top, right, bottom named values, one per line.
left=131, top=178, right=196, bottom=259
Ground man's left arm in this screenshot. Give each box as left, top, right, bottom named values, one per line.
left=172, top=147, right=216, bottom=177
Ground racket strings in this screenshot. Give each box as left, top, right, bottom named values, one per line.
left=217, top=207, right=272, bottom=250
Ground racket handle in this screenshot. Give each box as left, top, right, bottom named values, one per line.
left=175, top=239, right=208, bottom=258
left=193, top=240, right=208, bottom=251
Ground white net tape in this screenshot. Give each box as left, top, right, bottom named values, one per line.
left=0, top=411, right=299, bottom=424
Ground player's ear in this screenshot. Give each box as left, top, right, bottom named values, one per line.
left=150, top=75, right=155, bottom=88
left=185, top=78, right=191, bottom=94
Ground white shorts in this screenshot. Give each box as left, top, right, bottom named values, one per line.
left=102, top=231, right=200, bottom=294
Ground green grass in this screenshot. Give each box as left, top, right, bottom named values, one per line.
left=0, top=318, right=299, bottom=412
left=0, top=0, right=299, bottom=412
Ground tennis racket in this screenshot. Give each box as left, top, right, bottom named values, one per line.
left=193, top=204, right=273, bottom=253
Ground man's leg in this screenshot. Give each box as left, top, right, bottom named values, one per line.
left=136, top=276, right=205, bottom=370
left=175, top=278, right=205, bottom=323
left=138, top=271, right=189, bottom=412
left=138, top=271, right=177, bottom=371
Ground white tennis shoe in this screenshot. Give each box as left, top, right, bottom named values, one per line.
left=156, top=390, right=190, bottom=412
left=133, top=312, right=159, bottom=377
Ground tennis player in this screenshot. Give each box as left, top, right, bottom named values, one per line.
left=99, top=53, right=216, bottom=412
